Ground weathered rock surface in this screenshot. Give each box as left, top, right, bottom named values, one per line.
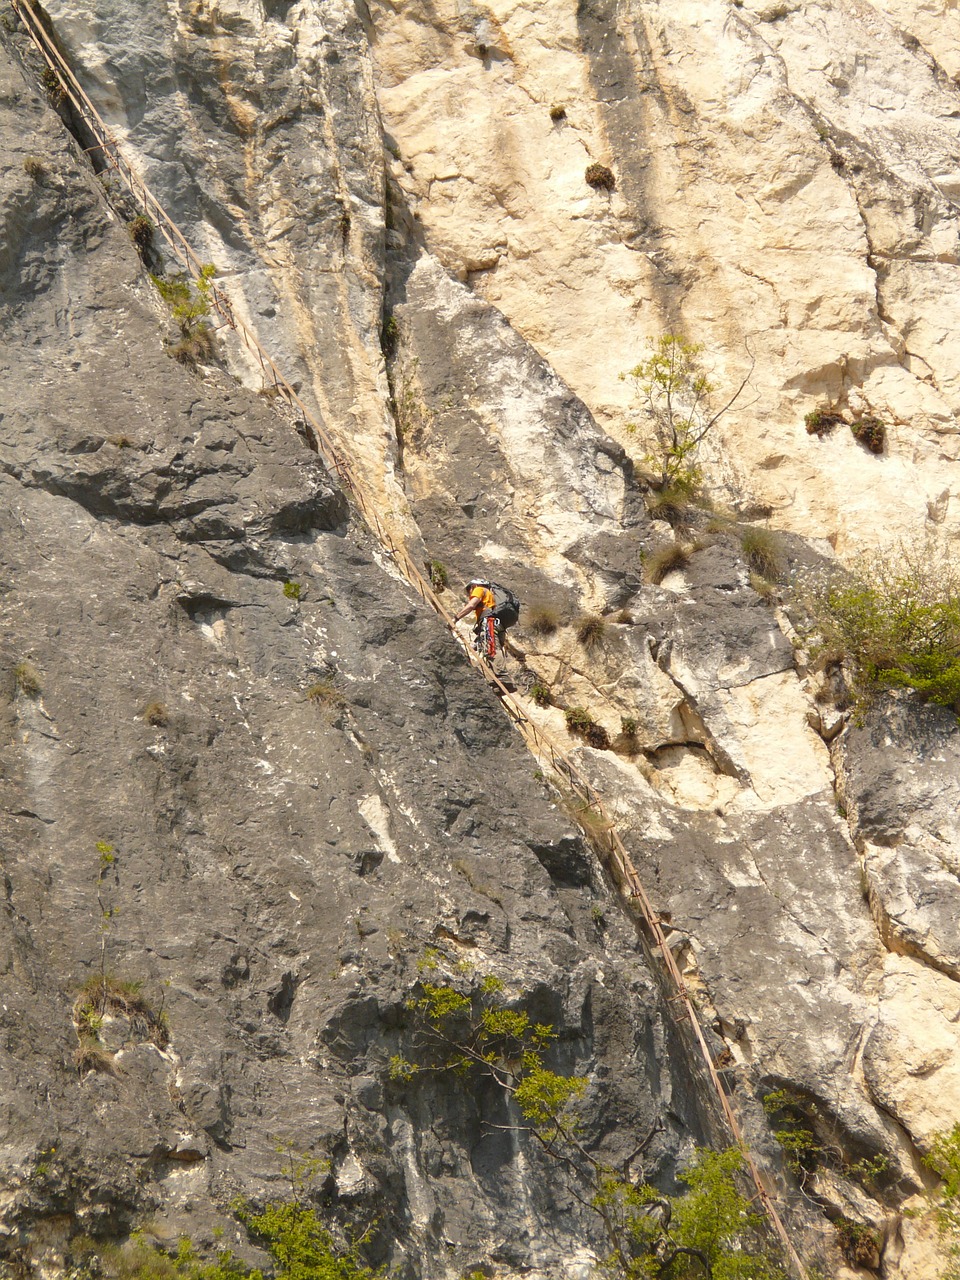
left=2, top=0, right=960, bottom=1277
left=0, top=35, right=698, bottom=1278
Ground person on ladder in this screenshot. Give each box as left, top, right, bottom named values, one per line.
left=451, top=578, right=520, bottom=661
left=452, top=579, right=497, bottom=659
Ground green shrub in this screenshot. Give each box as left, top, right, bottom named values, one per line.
left=94, top=1201, right=379, bottom=1280
left=924, top=1123, right=960, bottom=1244
left=564, top=706, right=593, bottom=734
left=834, top=1217, right=881, bottom=1268
left=283, top=581, right=302, bottom=601
left=620, top=716, right=638, bottom=737
left=575, top=614, right=606, bottom=648
left=763, top=1089, right=822, bottom=1184
left=740, top=526, right=786, bottom=580
left=381, top=312, right=399, bottom=358
left=623, top=334, right=750, bottom=495
left=851, top=415, right=885, bottom=454
left=152, top=266, right=218, bottom=367
left=529, top=682, right=552, bottom=707
left=794, top=541, right=960, bottom=709
left=426, top=559, right=448, bottom=590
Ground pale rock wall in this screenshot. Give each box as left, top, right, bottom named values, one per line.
left=370, top=0, right=960, bottom=551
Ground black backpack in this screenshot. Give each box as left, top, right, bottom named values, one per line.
left=490, top=582, right=520, bottom=629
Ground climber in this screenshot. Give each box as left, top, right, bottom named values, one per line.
left=451, top=579, right=520, bottom=661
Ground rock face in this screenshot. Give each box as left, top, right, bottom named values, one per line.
left=2, top=1, right=960, bottom=1279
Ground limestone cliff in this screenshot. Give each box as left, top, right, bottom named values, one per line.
left=1, top=2, right=959, bottom=1279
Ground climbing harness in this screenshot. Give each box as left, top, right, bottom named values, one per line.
left=9, top=7, right=808, bottom=1273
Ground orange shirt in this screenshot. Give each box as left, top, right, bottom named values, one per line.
left=470, top=585, right=495, bottom=612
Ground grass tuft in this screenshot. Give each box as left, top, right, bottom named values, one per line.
left=575, top=614, right=606, bottom=648
left=645, top=542, right=690, bottom=585
left=14, top=660, right=41, bottom=698
left=142, top=701, right=169, bottom=728
left=525, top=606, right=560, bottom=637
left=740, top=526, right=786, bottom=580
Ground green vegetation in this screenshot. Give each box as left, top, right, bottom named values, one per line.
left=620, top=716, right=638, bottom=738
left=151, top=265, right=217, bottom=368
left=549, top=104, right=567, bottom=122
left=565, top=705, right=594, bottom=732
left=426, top=559, right=448, bottom=591
left=803, top=408, right=844, bottom=436
left=283, top=581, right=302, bottom=602
left=381, top=312, right=399, bottom=358
left=87, top=1199, right=380, bottom=1280
left=832, top=1218, right=880, bottom=1269
left=739, top=527, right=786, bottom=582
left=850, top=415, right=885, bottom=454
left=794, top=541, right=960, bottom=711
left=622, top=335, right=750, bottom=497
left=564, top=707, right=611, bottom=748
left=73, top=973, right=168, bottom=1078
left=14, top=659, right=42, bottom=698
left=393, top=957, right=785, bottom=1280
left=925, top=1124, right=960, bottom=1276
left=529, top=682, right=553, bottom=707
left=762, top=1090, right=822, bottom=1186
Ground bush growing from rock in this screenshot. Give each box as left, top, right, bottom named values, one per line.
left=141, top=700, right=169, bottom=727
left=151, top=265, right=218, bottom=368
left=393, top=955, right=786, bottom=1280
left=585, top=162, right=615, bottom=190
left=793, top=540, right=960, bottom=710
left=564, top=706, right=593, bottom=733
left=622, top=334, right=751, bottom=496
left=426, top=559, right=448, bottom=590
left=850, top=415, right=885, bottom=454
left=127, top=214, right=154, bottom=258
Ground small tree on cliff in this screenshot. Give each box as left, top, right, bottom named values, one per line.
left=622, top=335, right=752, bottom=495
left=391, top=952, right=785, bottom=1280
